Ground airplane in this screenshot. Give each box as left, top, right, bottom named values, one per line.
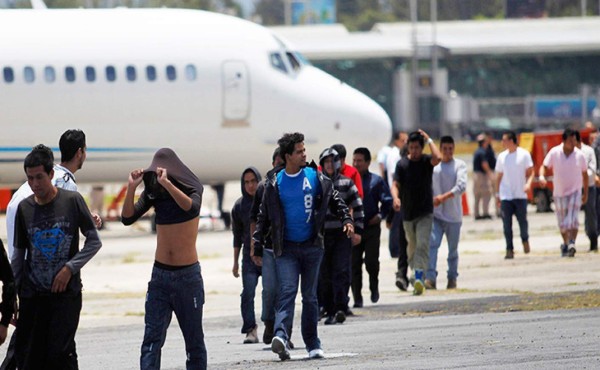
left=0, top=6, right=391, bottom=188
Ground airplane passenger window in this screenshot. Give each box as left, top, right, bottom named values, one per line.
left=166, top=65, right=176, bottom=81
left=85, top=66, right=96, bottom=82
left=106, top=66, right=116, bottom=82
left=146, top=65, right=156, bottom=81
left=126, top=66, right=136, bottom=82
left=24, top=66, right=35, bottom=83
left=65, top=66, right=76, bottom=83
left=286, top=52, right=301, bottom=72
left=270, top=53, right=287, bottom=74
left=3, top=67, right=14, bottom=83
left=44, top=66, right=56, bottom=83
left=185, top=64, right=196, bottom=81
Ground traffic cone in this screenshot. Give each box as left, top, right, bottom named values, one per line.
left=461, top=193, right=470, bottom=216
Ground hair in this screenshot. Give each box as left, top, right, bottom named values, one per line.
left=562, top=128, right=580, bottom=142
left=353, top=147, right=371, bottom=162
left=440, top=136, right=455, bottom=145
left=24, top=144, right=54, bottom=174
left=407, top=131, right=425, bottom=148
left=59, top=129, right=86, bottom=163
left=392, top=130, right=404, bottom=141
left=272, top=147, right=282, bottom=164
left=503, top=131, right=517, bottom=144
left=330, top=144, right=347, bottom=159
left=277, top=132, right=304, bottom=161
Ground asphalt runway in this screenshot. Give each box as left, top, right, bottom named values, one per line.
left=1, top=179, right=600, bottom=369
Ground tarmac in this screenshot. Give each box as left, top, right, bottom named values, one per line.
left=1, top=183, right=600, bottom=369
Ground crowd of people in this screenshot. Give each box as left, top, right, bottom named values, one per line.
left=1, top=127, right=598, bottom=368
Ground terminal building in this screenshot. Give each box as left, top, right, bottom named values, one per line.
left=271, top=16, right=600, bottom=136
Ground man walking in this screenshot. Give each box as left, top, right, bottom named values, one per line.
left=539, top=129, right=588, bottom=257
left=253, top=132, right=353, bottom=361
left=495, top=131, right=534, bottom=259
left=12, top=145, right=102, bottom=369
left=424, top=136, right=467, bottom=290
left=391, top=130, right=441, bottom=295
left=473, top=133, right=494, bottom=220
left=575, top=134, right=598, bottom=252
left=231, top=167, right=262, bottom=343
left=351, top=147, right=392, bottom=307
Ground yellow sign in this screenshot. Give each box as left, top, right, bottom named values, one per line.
left=519, top=132, right=534, bottom=153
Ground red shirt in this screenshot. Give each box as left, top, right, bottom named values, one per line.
left=341, top=164, right=363, bottom=198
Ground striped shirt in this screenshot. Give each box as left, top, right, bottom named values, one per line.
left=324, top=174, right=364, bottom=233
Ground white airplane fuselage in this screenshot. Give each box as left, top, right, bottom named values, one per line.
left=0, top=8, right=391, bottom=185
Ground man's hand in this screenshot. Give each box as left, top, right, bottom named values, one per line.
left=392, top=198, right=401, bottom=212
left=343, top=223, right=354, bottom=237
left=368, top=215, right=381, bottom=226
left=433, top=195, right=444, bottom=207
left=51, top=266, right=73, bottom=293
left=538, top=176, right=547, bottom=188
left=418, top=129, right=430, bottom=141
left=351, top=234, right=361, bottom=246
left=232, top=261, right=239, bottom=278
left=92, top=213, right=103, bottom=229
left=0, top=325, right=7, bottom=346
left=128, top=168, right=144, bottom=188
left=156, top=167, right=170, bottom=187
left=251, top=256, right=263, bottom=267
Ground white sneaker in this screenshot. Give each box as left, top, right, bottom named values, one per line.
left=308, top=348, right=324, bottom=359
left=271, top=336, right=290, bottom=361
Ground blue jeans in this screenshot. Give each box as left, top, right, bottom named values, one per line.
left=274, top=241, right=324, bottom=353
left=261, top=249, right=278, bottom=323
left=241, top=254, right=261, bottom=333
left=501, top=199, right=529, bottom=251
left=427, top=217, right=461, bottom=281
left=141, top=263, right=206, bottom=370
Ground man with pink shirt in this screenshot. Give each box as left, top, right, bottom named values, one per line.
left=539, top=128, right=589, bottom=257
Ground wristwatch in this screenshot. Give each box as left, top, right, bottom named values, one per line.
left=426, top=138, right=433, bottom=145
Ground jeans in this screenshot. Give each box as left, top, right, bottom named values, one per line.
left=584, top=186, right=598, bottom=249
left=241, top=253, right=261, bottom=333
left=427, top=218, right=462, bottom=281
left=274, top=241, right=324, bottom=353
left=390, top=210, right=408, bottom=281
left=403, top=214, right=433, bottom=274
left=352, top=224, right=381, bottom=302
left=500, top=199, right=528, bottom=251
left=141, top=263, right=206, bottom=370
left=16, top=293, right=81, bottom=370
left=320, top=230, right=351, bottom=316
left=261, top=249, right=278, bottom=323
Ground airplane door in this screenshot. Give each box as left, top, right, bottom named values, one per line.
left=222, top=61, right=250, bottom=127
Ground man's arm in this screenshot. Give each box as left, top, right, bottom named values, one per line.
left=434, top=161, right=467, bottom=207
left=231, top=203, right=242, bottom=277
left=391, top=180, right=401, bottom=212
left=121, top=168, right=151, bottom=225
left=252, top=185, right=270, bottom=259
left=583, top=171, right=589, bottom=204
left=419, top=129, right=442, bottom=166
left=0, top=241, right=15, bottom=345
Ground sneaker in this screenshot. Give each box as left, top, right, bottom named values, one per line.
left=413, top=270, right=425, bottom=295
left=243, top=326, right=258, bottom=344
left=560, top=244, right=568, bottom=257
left=567, top=241, right=576, bottom=257
left=324, top=316, right=336, bottom=325
left=522, top=241, right=530, bottom=254
left=370, top=289, right=380, bottom=303
left=504, top=250, right=514, bottom=259
left=395, top=275, right=408, bottom=291
left=447, top=279, right=457, bottom=289
left=263, top=321, right=274, bottom=345
left=335, top=310, right=346, bottom=324
left=424, top=279, right=437, bottom=290
left=271, top=336, right=290, bottom=361
left=308, top=348, right=324, bottom=359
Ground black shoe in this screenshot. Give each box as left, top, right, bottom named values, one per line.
left=324, top=316, right=336, bottom=325
left=561, top=244, right=568, bottom=257
left=353, top=299, right=363, bottom=308
left=344, top=308, right=354, bottom=316
left=505, top=250, right=514, bottom=259
left=395, top=275, right=408, bottom=291
left=263, top=321, right=274, bottom=345
left=370, top=290, right=379, bottom=303
left=335, top=310, right=346, bottom=324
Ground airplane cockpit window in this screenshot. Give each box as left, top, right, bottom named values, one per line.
left=294, top=52, right=311, bottom=66
left=65, top=66, right=76, bottom=83
left=106, top=66, right=116, bottom=82
left=24, top=66, right=35, bottom=83
left=146, top=66, right=156, bottom=81
left=126, top=66, right=136, bottom=82
left=166, top=65, right=176, bottom=81
left=185, top=64, right=196, bottom=81
left=286, top=52, right=301, bottom=72
left=270, top=52, right=287, bottom=74
left=44, top=66, right=55, bottom=83
left=85, top=66, right=96, bottom=82
left=3, top=67, right=14, bottom=83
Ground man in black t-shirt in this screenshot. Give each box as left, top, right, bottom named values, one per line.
left=391, top=130, right=441, bottom=295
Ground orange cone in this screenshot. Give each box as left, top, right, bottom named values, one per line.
left=461, top=193, right=470, bottom=216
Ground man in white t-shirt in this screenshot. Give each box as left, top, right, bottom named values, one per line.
left=539, top=129, right=588, bottom=257
left=576, top=134, right=597, bottom=252
left=495, top=131, right=534, bottom=260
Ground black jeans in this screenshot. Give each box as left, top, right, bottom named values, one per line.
left=391, top=210, right=408, bottom=280
left=352, top=223, right=381, bottom=302
left=16, top=293, right=82, bottom=370
left=319, top=230, right=351, bottom=316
